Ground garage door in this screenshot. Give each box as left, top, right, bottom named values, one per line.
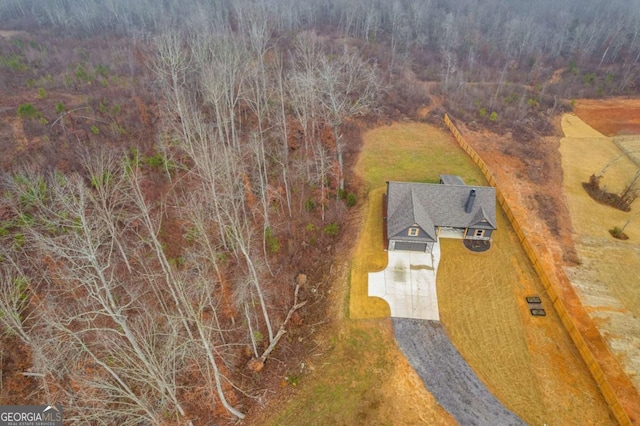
left=394, top=241, right=428, bottom=252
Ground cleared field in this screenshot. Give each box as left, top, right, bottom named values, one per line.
left=262, top=121, right=614, bottom=425
left=355, top=122, right=485, bottom=191
left=560, top=113, right=640, bottom=391
left=261, top=318, right=456, bottom=426
left=353, top=122, right=613, bottom=424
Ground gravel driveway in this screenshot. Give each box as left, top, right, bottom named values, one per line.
left=392, top=318, right=526, bottom=426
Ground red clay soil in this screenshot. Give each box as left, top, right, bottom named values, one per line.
left=453, top=110, right=640, bottom=424
left=573, top=98, right=640, bottom=136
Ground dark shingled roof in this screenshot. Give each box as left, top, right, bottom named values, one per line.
left=387, top=189, right=438, bottom=241
left=387, top=180, right=497, bottom=240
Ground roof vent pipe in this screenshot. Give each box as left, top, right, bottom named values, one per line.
left=465, top=189, right=476, bottom=213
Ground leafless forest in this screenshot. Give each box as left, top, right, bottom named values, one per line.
left=0, top=0, right=638, bottom=424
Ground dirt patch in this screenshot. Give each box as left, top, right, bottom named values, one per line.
left=582, top=173, right=635, bottom=211
left=453, top=117, right=579, bottom=264
left=574, top=98, right=640, bottom=136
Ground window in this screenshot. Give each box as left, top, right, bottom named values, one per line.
left=408, top=227, right=419, bottom=236
left=473, top=229, right=485, bottom=237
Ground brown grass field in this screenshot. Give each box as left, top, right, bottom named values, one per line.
left=260, top=121, right=614, bottom=425
left=560, top=113, right=640, bottom=392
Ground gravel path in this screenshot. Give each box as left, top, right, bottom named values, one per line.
left=392, top=318, right=526, bottom=426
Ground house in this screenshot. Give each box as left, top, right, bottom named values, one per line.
left=385, top=175, right=496, bottom=252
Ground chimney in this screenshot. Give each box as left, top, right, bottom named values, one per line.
left=465, top=189, right=476, bottom=213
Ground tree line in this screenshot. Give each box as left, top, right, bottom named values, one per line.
left=2, top=0, right=639, bottom=71
left=3, top=0, right=638, bottom=126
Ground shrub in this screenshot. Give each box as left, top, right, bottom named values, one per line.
left=285, top=374, right=300, bottom=386
left=74, top=64, right=92, bottom=83
left=145, top=152, right=168, bottom=169
left=264, top=226, right=279, bottom=254
left=90, top=172, right=112, bottom=189
left=90, top=125, right=100, bottom=135
left=583, top=72, right=597, bottom=86
left=568, top=60, right=579, bottom=75
left=0, top=54, right=27, bottom=72
left=304, top=199, right=316, bottom=212
left=17, top=103, right=39, bottom=119
left=13, top=233, right=25, bottom=248
left=489, top=111, right=498, bottom=121
left=605, top=72, right=614, bottom=85
left=110, top=103, right=122, bottom=115
left=346, top=192, right=357, bottom=207
left=95, top=64, right=110, bottom=77
left=609, top=226, right=629, bottom=240
left=55, top=102, right=66, bottom=114
left=611, top=226, right=623, bottom=238
left=323, top=222, right=339, bottom=237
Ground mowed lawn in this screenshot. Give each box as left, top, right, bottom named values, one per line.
left=262, top=121, right=613, bottom=425
left=351, top=122, right=613, bottom=424
left=350, top=122, right=485, bottom=319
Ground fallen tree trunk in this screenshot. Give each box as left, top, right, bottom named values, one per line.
left=248, top=283, right=307, bottom=372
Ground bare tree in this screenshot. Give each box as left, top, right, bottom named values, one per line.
left=5, top=165, right=193, bottom=424
left=127, top=166, right=248, bottom=419
left=317, top=46, right=381, bottom=194
left=618, top=170, right=640, bottom=210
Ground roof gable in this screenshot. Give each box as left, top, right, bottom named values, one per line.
left=387, top=189, right=437, bottom=241
left=411, top=190, right=437, bottom=240
left=387, top=180, right=497, bottom=237
left=469, top=206, right=496, bottom=228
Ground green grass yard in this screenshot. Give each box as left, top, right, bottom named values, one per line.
left=260, top=121, right=613, bottom=425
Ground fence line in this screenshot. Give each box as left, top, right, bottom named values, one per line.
left=612, top=137, right=640, bottom=169
left=444, top=113, right=638, bottom=426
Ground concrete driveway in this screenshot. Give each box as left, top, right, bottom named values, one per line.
left=368, top=242, right=441, bottom=320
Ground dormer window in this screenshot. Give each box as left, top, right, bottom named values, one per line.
left=408, top=227, right=419, bottom=236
